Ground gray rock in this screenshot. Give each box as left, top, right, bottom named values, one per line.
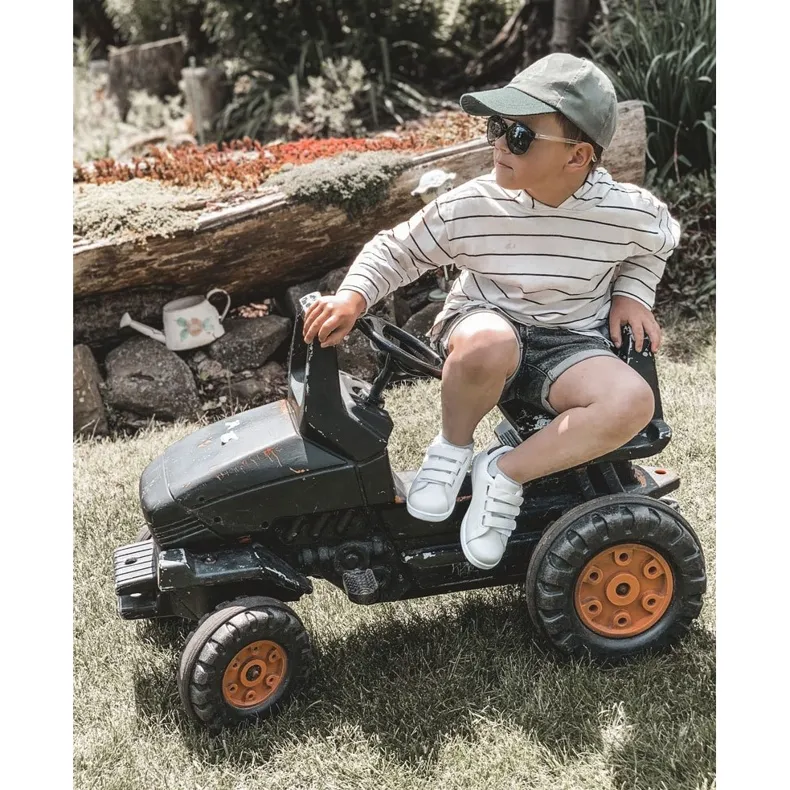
left=208, top=315, right=292, bottom=372
left=73, top=345, right=108, bottom=436
left=337, top=331, right=380, bottom=382
left=105, top=337, right=200, bottom=420
left=319, top=266, right=350, bottom=295
left=402, top=301, right=444, bottom=344
left=186, top=349, right=231, bottom=383
left=230, top=362, right=287, bottom=404
left=74, top=286, right=179, bottom=347
left=393, top=293, right=412, bottom=327
left=369, top=294, right=396, bottom=325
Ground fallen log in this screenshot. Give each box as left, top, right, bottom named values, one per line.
left=74, top=101, right=645, bottom=344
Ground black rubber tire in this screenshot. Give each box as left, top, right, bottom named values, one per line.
left=135, top=526, right=152, bottom=542
left=525, top=494, right=706, bottom=661
left=177, top=596, right=312, bottom=732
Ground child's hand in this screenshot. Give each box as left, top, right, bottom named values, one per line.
left=303, top=291, right=367, bottom=347
left=609, top=295, right=662, bottom=352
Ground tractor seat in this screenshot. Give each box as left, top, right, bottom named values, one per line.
left=495, top=329, right=671, bottom=463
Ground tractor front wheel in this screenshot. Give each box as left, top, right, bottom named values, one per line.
left=177, top=596, right=312, bottom=732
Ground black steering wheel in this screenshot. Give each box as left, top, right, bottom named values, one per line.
left=356, top=316, right=444, bottom=379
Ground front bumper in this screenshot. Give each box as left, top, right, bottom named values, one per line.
left=112, top=541, right=312, bottom=620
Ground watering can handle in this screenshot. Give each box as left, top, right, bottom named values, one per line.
left=207, top=288, right=231, bottom=322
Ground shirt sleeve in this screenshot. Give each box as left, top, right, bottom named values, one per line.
left=337, top=196, right=455, bottom=312
left=612, top=201, right=681, bottom=310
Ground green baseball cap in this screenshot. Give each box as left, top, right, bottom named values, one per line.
left=460, top=53, right=618, bottom=150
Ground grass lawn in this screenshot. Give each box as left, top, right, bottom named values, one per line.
left=73, top=313, right=715, bottom=790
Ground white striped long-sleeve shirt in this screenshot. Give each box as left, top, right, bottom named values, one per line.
left=338, top=167, right=681, bottom=341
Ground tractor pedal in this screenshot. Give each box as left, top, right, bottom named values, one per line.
left=342, top=568, right=379, bottom=604
left=494, top=419, right=521, bottom=448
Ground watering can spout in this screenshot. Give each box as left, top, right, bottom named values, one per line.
left=119, top=312, right=166, bottom=344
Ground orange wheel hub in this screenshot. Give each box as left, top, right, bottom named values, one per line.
left=574, top=543, right=674, bottom=637
left=222, top=640, right=287, bottom=708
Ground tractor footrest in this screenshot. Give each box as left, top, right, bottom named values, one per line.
left=342, top=568, right=379, bottom=604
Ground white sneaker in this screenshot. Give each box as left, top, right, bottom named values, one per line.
left=406, top=434, right=474, bottom=522
left=461, top=446, right=524, bottom=569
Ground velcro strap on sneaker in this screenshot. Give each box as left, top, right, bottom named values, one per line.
left=413, top=446, right=471, bottom=488
left=482, top=513, right=519, bottom=533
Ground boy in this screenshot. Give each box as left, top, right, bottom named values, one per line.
left=303, top=53, right=680, bottom=570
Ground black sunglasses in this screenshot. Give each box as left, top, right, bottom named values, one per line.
left=486, top=115, right=597, bottom=161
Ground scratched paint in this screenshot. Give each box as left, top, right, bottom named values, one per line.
left=263, top=447, right=283, bottom=466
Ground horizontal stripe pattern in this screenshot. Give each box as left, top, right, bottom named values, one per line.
left=339, top=166, right=680, bottom=333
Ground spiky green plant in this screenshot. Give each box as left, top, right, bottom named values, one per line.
left=588, top=0, right=716, bottom=178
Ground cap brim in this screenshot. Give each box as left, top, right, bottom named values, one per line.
left=460, top=86, right=556, bottom=118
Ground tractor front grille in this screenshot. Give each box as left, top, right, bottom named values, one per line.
left=152, top=514, right=215, bottom=547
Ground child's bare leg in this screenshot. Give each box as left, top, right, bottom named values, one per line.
left=440, top=313, right=521, bottom=446
left=496, top=355, right=655, bottom=484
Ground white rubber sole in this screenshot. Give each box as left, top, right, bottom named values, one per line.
left=460, top=507, right=501, bottom=570
left=405, top=500, right=455, bottom=523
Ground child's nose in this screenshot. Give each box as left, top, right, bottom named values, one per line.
left=494, top=133, right=509, bottom=153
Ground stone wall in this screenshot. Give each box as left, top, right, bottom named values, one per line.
left=73, top=264, right=446, bottom=437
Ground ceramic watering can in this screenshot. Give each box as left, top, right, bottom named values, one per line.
left=120, top=289, right=231, bottom=351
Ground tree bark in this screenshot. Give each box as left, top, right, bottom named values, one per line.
left=108, top=36, right=185, bottom=118
left=550, top=0, right=591, bottom=54
left=74, top=101, right=646, bottom=345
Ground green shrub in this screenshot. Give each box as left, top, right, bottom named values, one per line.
left=267, top=57, right=370, bottom=140
left=206, top=1, right=454, bottom=140
left=588, top=0, right=715, bottom=178
left=653, top=171, right=716, bottom=316
left=440, top=0, right=511, bottom=60
left=103, top=0, right=203, bottom=43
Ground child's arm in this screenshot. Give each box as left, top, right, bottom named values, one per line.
left=304, top=198, right=454, bottom=347
left=609, top=201, right=681, bottom=351
left=337, top=198, right=454, bottom=312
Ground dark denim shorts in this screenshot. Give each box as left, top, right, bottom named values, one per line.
left=429, top=302, right=616, bottom=416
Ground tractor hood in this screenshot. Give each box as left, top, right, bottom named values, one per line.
left=141, top=398, right=363, bottom=542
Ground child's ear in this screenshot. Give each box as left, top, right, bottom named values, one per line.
left=567, top=143, right=594, bottom=171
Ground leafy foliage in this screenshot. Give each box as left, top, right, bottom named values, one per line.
left=206, top=0, right=456, bottom=140
left=267, top=57, right=369, bottom=139
left=103, top=0, right=204, bottom=45
left=588, top=0, right=715, bottom=178
left=653, top=171, right=716, bottom=315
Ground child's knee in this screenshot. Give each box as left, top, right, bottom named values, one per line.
left=607, top=376, right=655, bottom=435
left=447, top=328, right=519, bottom=379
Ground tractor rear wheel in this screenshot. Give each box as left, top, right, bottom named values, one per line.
left=525, top=494, right=706, bottom=660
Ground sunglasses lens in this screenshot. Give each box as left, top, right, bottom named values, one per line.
left=507, top=123, right=533, bottom=155
left=487, top=116, right=506, bottom=146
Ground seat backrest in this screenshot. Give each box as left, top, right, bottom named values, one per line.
left=615, top=326, right=663, bottom=421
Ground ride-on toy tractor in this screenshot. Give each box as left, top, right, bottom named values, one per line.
left=113, top=293, right=707, bottom=732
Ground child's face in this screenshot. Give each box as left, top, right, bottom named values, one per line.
left=492, top=112, right=592, bottom=193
